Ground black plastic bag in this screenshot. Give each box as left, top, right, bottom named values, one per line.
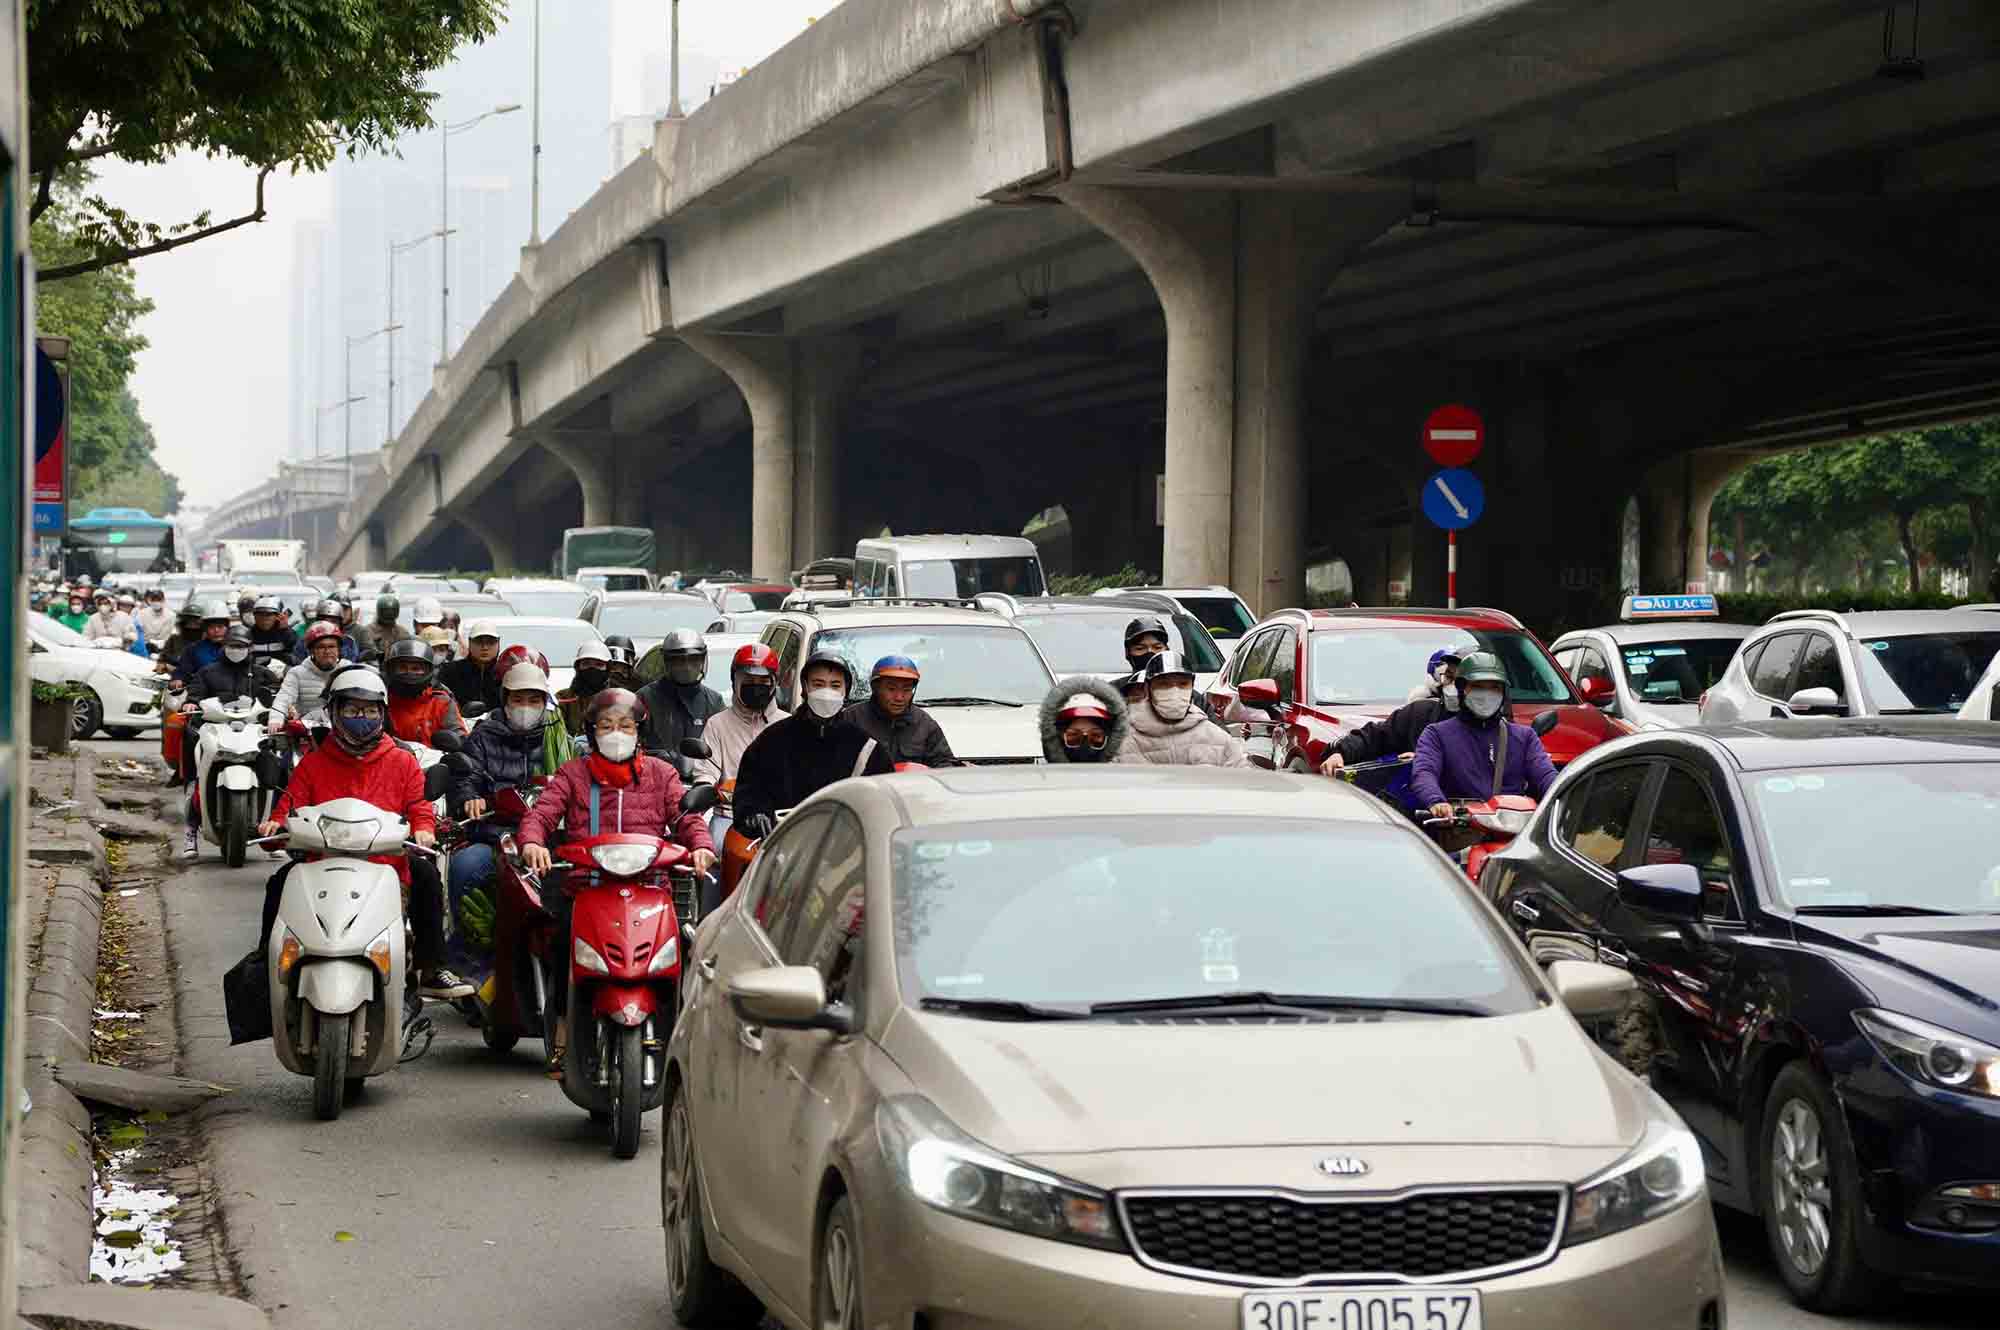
left=223, top=948, right=273, bottom=1045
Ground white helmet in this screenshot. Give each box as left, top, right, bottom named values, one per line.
left=573, top=639, right=612, bottom=667
left=413, top=596, right=444, bottom=625
left=252, top=595, right=282, bottom=614
left=500, top=661, right=550, bottom=694
left=326, top=664, right=389, bottom=706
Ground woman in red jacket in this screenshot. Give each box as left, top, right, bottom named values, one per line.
left=519, top=688, right=716, bottom=1077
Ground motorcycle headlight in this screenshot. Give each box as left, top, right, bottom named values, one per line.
left=573, top=936, right=610, bottom=975
left=646, top=934, right=681, bottom=975
left=1855, top=1009, right=2000, bottom=1099
left=590, top=842, right=657, bottom=877
left=1472, top=808, right=1531, bottom=835
left=874, top=1095, right=1123, bottom=1251
left=319, top=815, right=381, bottom=854
left=1564, top=1117, right=1705, bottom=1247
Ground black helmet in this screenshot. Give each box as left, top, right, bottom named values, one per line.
left=383, top=637, right=436, bottom=695
left=801, top=646, right=855, bottom=694
left=222, top=623, right=254, bottom=648
left=375, top=593, right=400, bottom=622
left=602, top=634, right=637, bottom=660
left=660, top=628, right=706, bottom=666
left=583, top=686, right=648, bottom=732
left=177, top=601, right=203, bottom=626
left=1123, top=615, right=1170, bottom=648
left=1141, top=650, right=1196, bottom=684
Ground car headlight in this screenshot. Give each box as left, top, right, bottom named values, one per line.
left=646, top=934, right=680, bottom=975
left=1564, top=1117, right=1705, bottom=1247
left=1854, top=1009, right=2000, bottom=1099
left=573, top=936, right=610, bottom=975
left=590, top=842, right=657, bottom=877
left=874, top=1095, right=1123, bottom=1251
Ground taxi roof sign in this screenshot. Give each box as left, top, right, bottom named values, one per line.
left=1622, top=593, right=1719, bottom=621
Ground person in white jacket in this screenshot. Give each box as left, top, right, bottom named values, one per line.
left=701, top=642, right=786, bottom=785
left=267, top=624, right=348, bottom=732
left=82, top=592, right=137, bottom=645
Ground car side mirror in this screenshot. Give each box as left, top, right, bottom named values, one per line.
left=1991, top=681, right=2000, bottom=722
left=1546, top=960, right=1634, bottom=1021
left=679, top=737, right=713, bottom=762
left=1531, top=709, right=1560, bottom=737
left=1615, top=863, right=1703, bottom=918
left=1577, top=675, right=1614, bottom=708
left=680, top=782, right=720, bottom=817
left=1238, top=678, right=1282, bottom=711
left=1785, top=686, right=1844, bottom=716
left=431, top=729, right=464, bottom=753
left=727, top=965, right=854, bottom=1033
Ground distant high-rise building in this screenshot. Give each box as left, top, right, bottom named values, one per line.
left=287, top=220, right=334, bottom=462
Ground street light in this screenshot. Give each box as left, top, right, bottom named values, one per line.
left=387, top=230, right=450, bottom=440
left=313, top=396, right=366, bottom=468
left=669, top=0, right=684, bottom=118
left=344, top=325, right=401, bottom=496
left=531, top=0, right=544, bottom=244
left=439, top=102, right=522, bottom=366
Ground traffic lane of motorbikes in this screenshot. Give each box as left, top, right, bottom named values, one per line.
left=160, top=835, right=694, bottom=1330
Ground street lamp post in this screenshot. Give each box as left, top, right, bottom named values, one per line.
left=531, top=0, right=543, bottom=245
left=344, top=325, right=401, bottom=496
left=439, top=102, right=522, bottom=366
left=313, top=396, right=365, bottom=467
left=388, top=231, right=449, bottom=442
left=669, top=0, right=684, bottom=118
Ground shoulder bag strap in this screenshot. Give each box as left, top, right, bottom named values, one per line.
left=852, top=737, right=879, bottom=779
left=1490, top=720, right=1510, bottom=799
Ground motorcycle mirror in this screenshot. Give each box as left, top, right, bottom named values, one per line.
left=1531, top=709, right=1560, bottom=737
left=430, top=729, right=464, bottom=753
left=444, top=752, right=473, bottom=775
left=461, top=701, right=489, bottom=719
left=679, top=737, right=714, bottom=761
left=423, top=764, right=452, bottom=801
left=680, top=782, right=720, bottom=817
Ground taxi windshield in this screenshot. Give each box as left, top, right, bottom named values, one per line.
left=1615, top=639, right=1742, bottom=705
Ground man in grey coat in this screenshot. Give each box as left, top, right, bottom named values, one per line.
left=1114, top=652, right=1251, bottom=768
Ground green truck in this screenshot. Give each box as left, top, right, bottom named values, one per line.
left=558, top=526, right=656, bottom=582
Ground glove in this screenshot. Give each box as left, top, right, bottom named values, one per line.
left=741, top=812, right=776, bottom=841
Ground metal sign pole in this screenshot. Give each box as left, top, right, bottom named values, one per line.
left=1448, top=530, right=1457, bottom=609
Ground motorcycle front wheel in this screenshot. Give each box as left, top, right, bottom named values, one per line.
left=611, top=1023, right=644, bottom=1159
left=313, top=1011, right=350, bottom=1121
left=221, top=788, right=252, bottom=868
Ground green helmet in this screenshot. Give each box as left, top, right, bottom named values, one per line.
left=1455, top=650, right=1508, bottom=689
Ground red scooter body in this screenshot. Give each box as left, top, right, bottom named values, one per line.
left=1425, top=794, right=1537, bottom=880
left=480, top=781, right=554, bottom=1052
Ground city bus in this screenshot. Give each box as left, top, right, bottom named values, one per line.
left=61, top=508, right=182, bottom=580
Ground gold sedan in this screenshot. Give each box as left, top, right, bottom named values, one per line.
left=662, top=765, right=1726, bottom=1330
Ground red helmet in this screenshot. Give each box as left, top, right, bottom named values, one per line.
left=304, top=622, right=344, bottom=650
left=494, top=644, right=551, bottom=679
left=582, top=686, right=649, bottom=732
left=731, top=643, right=779, bottom=679
left=1056, top=691, right=1112, bottom=725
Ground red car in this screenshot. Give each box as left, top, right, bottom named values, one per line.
left=1207, top=607, right=1630, bottom=772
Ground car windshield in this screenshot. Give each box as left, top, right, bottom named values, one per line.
left=1012, top=609, right=1225, bottom=676
left=892, top=819, right=1539, bottom=1013
left=594, top=599, right=718, bottom=639
left=1615, top=638, right=1743, bottom=705
left=390, top=578, right=456, bottom=595
left=495, top=588, right=590, bottom=618
left=1853, top=632, right=2000, bottom=714
left=722, top=589, right=789, bottom=612
left=232, top=572, right=301, bottom=587
left=1176, top=596, right=1257, bottom=640
left=1747, top=763, right=2000, bottom=914
left=1310, top=627, right=1573, bottom=704
left=487, top=621, right=604, bottom=664
left=29, top=611, right=91, bottom=648
left=901, top=556, right=1046, bottom=599
left=811, top=626, right=1054, bottom=705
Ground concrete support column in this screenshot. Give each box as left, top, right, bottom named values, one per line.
left=1061, top=186, right=1400, bottom=611
left=537, top=434, right=617, bottom=529
left=452, top=503, right=519, bottom=573
left=1638, top=451, right=1745, bottom=593
left=681, top=333, right=796, bottom=580
left=794, top=340, right=862, bottom=569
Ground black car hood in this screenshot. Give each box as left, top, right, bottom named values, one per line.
left=1795, top=914, right=2000, bottom=1011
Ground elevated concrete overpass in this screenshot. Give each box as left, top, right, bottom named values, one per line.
left=331, top=0, right=2000, bottom=627
left=194, top=453, right=380, bottom=573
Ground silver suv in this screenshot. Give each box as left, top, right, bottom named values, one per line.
left=1698, top=608, right=2000, bottom=722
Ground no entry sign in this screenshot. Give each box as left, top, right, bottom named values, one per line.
left=1422, top=404, right=1484, bottom=467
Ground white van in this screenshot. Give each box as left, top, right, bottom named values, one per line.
left=854, top=534, right=1047, bottom=600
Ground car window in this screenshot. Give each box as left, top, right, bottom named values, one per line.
left=1616, top=638, right=1739, bottom=707
left=1561, top=763, right=1652, bottom=871
left=1309, top=627, right=1571, bottom=704
left=1176, top=596, right=1256, bottom=639
left=1552, top=646, right=1580, bottom=678
left=1852, top=631, right=2000, bottom=714
left=745, top=809, right=834, bottom=946
left=1748, top=633, right=1804, bottom=698
left=1792, top=633, right=1844, bottom=700
left=1576, top=647, right=1612, bottom=686
left=1233, top=630, right=1278, bottom=686
left=781, top=809, right=868, bottom=1008
left=1268, top=628, right=1298, bottom=700
left=1640, top=768, right=1741, bottom=922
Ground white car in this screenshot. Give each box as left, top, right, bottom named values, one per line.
left=473, top=616, right=611, bottom=696
left=1550, top=597, right=1751, bottom=731
left=29, top=612, right=169, bottom=739
left=1700, top=608, right=2000, bottom=723
left=1093, top=583, right=1257, bottom=657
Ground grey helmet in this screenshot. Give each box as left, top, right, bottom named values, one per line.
left=660, top=628, right=707, bottom=686
left=1141, top=650, right=1196, bottom=684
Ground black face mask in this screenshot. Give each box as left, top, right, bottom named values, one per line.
left=738, top=682, right=775, bottom=711
left=1064, top=739, right=1110, bottom=763
left=572, top=668, right=609, bottom=697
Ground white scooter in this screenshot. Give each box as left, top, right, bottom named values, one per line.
left=266, top=796, right=435, bottom=1120
left=192, top=696, right=276, bottom=867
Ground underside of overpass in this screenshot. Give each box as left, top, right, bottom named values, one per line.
left=345, top=0, right=2000, bottom=631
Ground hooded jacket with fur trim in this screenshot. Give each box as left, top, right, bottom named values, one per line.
left=1039, top=675, right=1131, bottom=763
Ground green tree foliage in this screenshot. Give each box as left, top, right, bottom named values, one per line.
left=27, top=0, right=504, bottom=280
left=32, top=174, right=182, bottom=513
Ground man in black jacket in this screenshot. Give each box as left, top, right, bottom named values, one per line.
left=439, top=619, right=506, bottom=716
left=636, top=629, right=725, bottom=766
left=1318, top=649, right=1460, bottom=775
left=844, top=654, right=957, bottom=768
left=247, top=596, right=298, bottom=669
left=179, top=625, right=269, bottom=858
left=733, top=651, right=893, bottom=836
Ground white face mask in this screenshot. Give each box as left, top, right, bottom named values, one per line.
left=1440, top=687, right=1461, bottom=713
left=1465, top=688, right=1504, bottom=720
left=1150, top=684, right=1194, bottom=721
left=223, top=646, right=250, bottom=664
left=506, top=704, right=545, bottom=732
left=805, top=687, right=846, bottom=720
left=594, top=730, right=637, bottom=762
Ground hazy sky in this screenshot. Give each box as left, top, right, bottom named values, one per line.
left=90, top=0, right=835, bottom=511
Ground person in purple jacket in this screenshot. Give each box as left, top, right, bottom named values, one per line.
left=1410, top=650, right=1557, bottom=821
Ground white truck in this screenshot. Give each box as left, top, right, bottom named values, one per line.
left=217, top=539, right=306, bottom=582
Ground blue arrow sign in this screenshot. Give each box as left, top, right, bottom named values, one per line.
left=1421, top=468, right=1485, bottom=531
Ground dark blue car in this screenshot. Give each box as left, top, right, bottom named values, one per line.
left=1480, top=718, right=2000, bottom=1312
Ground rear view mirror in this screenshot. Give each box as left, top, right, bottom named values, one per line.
left=1546, top=961, right=1634, bottom=1021
left=443, top=752, right=473, bottom=775
left=679, top=737, right=713, bottom=762
left=423, top=763, right=453, bottom=801
left=680, top=783, right=720, bottom=817
left=1785, top=686, right=1844, bottom=716
left=1238, top=678, right=1282, bottom=711
left=462, top=701, right=489, bottom=719
left=1577, top=676, right=1614, bottom=708
left=431, top=729, right=464, bottom=753
left=728, top=965, right=855, bottom=1033
left=1615, top=863, right=1703, bottom=917
left=1531, top=709, right=1560, bottom=737
left=1991, top=681, right=2000, bottom=722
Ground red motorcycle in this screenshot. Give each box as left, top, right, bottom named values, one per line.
left=479, top=781, right=554, bottom=1053
left=1424, top=795, right=1538, bottom=880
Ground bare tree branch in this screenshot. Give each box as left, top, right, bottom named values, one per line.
left=40, top=167, right=276, bottom=283
left=29, top=110, right=88, bottom=225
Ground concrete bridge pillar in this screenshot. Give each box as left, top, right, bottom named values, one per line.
left=538, top=434, right=618, bottom=529
left=795, top=340, right=862, bottom=570
left=451, top=502, right=521, bottom=574
left=1639, top=451, right=1744, bottom=595
left=681, top=334, right=795, bottom=580
left=1059, top=186, right=1401, bottom=613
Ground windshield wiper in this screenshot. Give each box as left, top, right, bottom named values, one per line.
left=921, top=696, right=1024, bottom=708
left=918, top=996, right=1087, bottom=1021
left=1089, top=991, right=1496, bottom=1018
left=1794, top=903, right=1963, bottom=916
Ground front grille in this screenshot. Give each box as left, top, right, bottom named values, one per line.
left=1120, top=1189, right=1563, bottom=1284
